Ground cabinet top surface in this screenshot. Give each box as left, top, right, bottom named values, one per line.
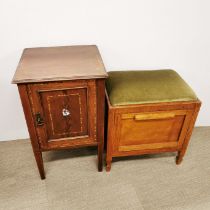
left=12, top=45, right=108, bottom=84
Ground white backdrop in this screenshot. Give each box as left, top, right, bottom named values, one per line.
left=0, top=0, right=210, bottom=141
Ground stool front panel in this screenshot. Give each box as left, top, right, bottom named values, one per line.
left=111, top=109, right=193, bottom=155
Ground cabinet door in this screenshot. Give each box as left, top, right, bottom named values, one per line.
left=28, top=80, right=96, bottom=149
left=113, top=110, right=193, bottom=154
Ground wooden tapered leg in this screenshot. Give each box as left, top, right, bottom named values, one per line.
left=18, top=84, right=46, bottom=179
left=106, top=161, right=111, bottom=172
left=33, top=149, right=45, bottom=179
left=176, top=103, right=201, bottom=165
left=96, top=79, right=106, bottom=172
left=98, top=142, right=103, bottom=172
left=176, top=152, right=183, bottom=165
left=105, top=98, right=114, bottom=172
left=106, top=159, right=112, bottom=172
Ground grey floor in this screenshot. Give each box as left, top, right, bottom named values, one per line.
left=0, top=127, right=210, bottom=210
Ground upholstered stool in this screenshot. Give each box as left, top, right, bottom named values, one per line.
left=105, top=70, right=201, bottom=171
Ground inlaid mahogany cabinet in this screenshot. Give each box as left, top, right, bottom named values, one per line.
left=12, top=45, right=107, bottom=179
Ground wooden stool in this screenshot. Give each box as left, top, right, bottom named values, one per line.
left=105, top=70, right=201, bottom=171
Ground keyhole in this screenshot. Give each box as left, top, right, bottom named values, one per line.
left=62, top=108, right=70, bottom=117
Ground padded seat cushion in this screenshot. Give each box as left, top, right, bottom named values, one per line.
left=106, top=70, right=197, bottom=106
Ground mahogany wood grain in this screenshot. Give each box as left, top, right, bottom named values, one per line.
left=12, top=45, right=107, bottom=84
left=96, top=79, right=106, bottom=171
left=17, top=79, right=106, bottom=179
left=27, top=80, right=97, bottom=149
left=14, top=46, right=107, bottom=179
left=105, top=89, right=201, bottom=171
left=18, top=84, right=45, bottom=179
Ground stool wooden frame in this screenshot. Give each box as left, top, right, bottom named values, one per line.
left=105, top=91, right=201, bottom=171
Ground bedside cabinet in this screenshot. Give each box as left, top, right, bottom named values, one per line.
left=12, top=45, right=108, bottom=179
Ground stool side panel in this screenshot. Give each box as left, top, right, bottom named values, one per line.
left=176, top=102, right=201, bottom=164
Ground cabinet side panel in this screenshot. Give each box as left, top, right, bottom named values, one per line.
left=18, top=84, right=40, bottom=151
left=18, top=84, right=45, bottom=179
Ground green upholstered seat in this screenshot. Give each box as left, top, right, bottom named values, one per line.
left=106, top=70, right=198, bottom=106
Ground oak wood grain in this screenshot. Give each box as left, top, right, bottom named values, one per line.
left=105, top=89, right=201, bottom=171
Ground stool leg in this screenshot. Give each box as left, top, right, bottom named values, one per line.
left=106, top=108, right=114, bottom=172
left=176, top=103, right=200, bottom=165
left=106, top=128, right=112, bottom=172
left=176, top=152, right=183, bottom=165
left=106, top=159, right=112, bottom=172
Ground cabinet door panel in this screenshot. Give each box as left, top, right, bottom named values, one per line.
left=40, top=88, right=88, bottom=139
left=28, top=80, right=96, bottom=149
